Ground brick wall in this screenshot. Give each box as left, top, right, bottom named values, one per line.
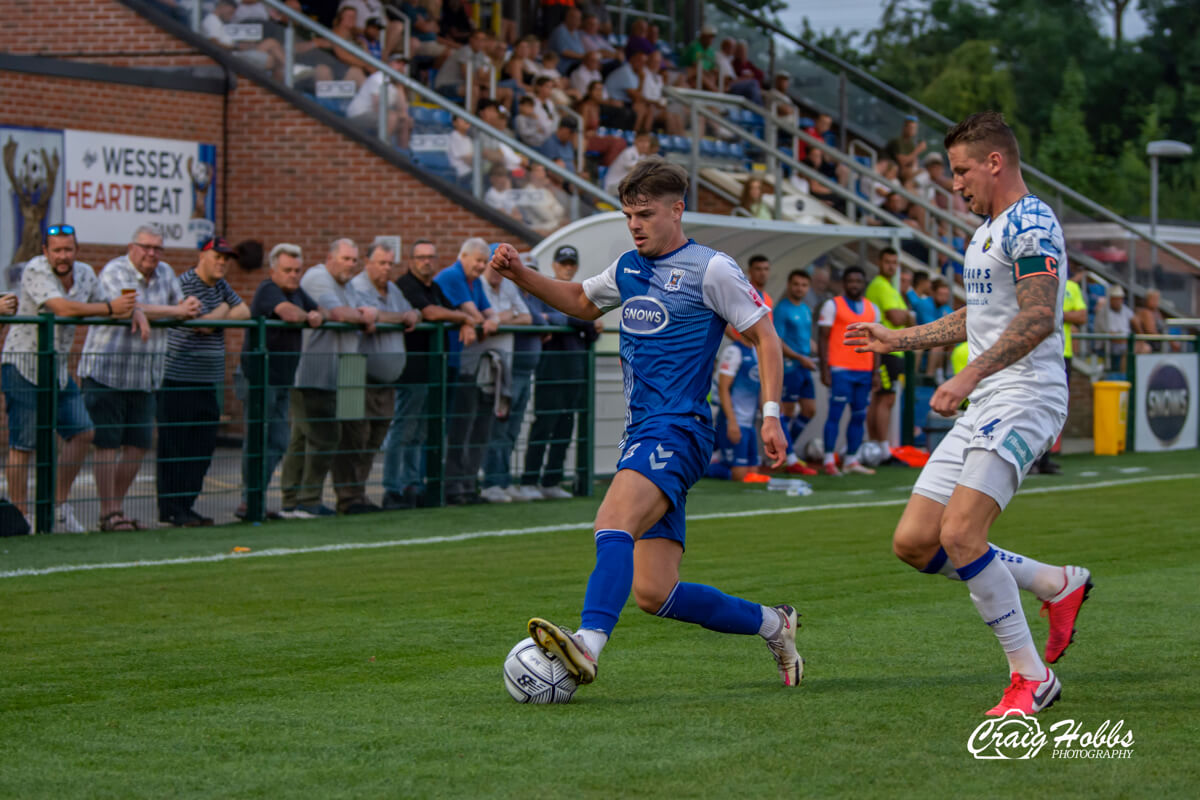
left=0, top=0, right=210, bottom=68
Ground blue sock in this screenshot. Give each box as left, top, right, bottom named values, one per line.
left=780, top=415, right=794, bottom=452
left=655, top=581, right=762, bottom=635
left=824, top=398, right=846, bottom=453
left=791, top=415, right=810, bottom=442
left=579, top=530, right=634, bottom=635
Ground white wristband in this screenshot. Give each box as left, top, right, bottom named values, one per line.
left=762, top=401, right=780, bottom=419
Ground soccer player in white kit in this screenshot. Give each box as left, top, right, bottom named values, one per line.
left=846, top=112, right=1092, bottom=716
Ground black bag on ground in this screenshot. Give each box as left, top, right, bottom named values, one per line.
left=0, top=498, right=30, bottom=536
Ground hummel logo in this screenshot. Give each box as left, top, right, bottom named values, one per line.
left=648, top=443, right=674, bottom=470
left=624, top=267, right=641, bottom=274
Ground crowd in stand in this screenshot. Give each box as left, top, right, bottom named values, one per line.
left=0, top=225, right=599, bottom=534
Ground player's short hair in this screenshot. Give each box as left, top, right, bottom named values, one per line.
left=944, top=111, right=1020, bottom=163
left=879, top=246, right=899, bottom=261
left=411, top=238, right=435, bottom=255
left=842, top=265, right=866, bottom=281
left=617, top=156, right=688, bottom=206
left=748, top=254, right=769, bottom=267
left=787, top=268, right=809, bottom=282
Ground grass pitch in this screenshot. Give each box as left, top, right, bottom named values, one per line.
left=1, top=450, right=1197, bottom=798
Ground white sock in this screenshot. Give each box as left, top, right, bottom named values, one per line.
left=575, top=627, right=608, bottom=658
left=824, top=452, right=836, bottom=465
left=991, top=547, right=1065, bottom=601
left=964, top=554, right=1045, bottom=680
left=937, top=546, right=1063, bottom=600
left=785, top=452, right=799, bottom=466
left=757, top=605, right=782, bottom=639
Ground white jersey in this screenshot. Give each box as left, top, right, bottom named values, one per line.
left=962, top=194, right=1067, bottom=411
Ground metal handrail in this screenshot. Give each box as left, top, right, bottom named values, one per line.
left=251, top=0, right=618, bottom=210
left=710, top=0, right=1200, bottom=276
left=605, top=0, right=677, bottom=51
left=684, top=106, right=956, bottom=269
left=665, top=87, right=963, bottom=269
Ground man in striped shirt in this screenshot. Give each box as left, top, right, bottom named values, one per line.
left=78, top=224, right=201, bottom=532
left=157, top=236, right=248, bottom=527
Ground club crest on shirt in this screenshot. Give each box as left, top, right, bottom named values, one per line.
left=664, top=268, right=685, bottom=292
left=982, top=236, right=994, bottom=252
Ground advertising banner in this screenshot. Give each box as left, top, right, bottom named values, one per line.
left=62, top=129, right=217, bottom=249
left=1134, top=352, right=1198, bottom=452
left=2, top=125, right=217, bottom=285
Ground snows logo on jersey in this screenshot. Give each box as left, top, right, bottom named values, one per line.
left=621, top=296, right=670, bottom=334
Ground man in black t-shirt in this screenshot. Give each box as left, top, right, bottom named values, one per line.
left=234, top=243, right=324, bottom=520
left=381, top=238, right=475, bottom=509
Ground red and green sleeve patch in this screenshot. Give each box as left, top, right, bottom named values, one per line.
left=1014, top=255, right=1059, bottom=281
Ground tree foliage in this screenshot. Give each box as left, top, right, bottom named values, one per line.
left=837, top=0, right=1198, bottom=219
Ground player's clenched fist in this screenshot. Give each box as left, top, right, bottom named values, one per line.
left=844, top=321, right=898, bottom=354
left=490, top=242, right=520, bottom=275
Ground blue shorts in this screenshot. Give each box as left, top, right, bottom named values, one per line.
left=782, top=366, right=815, bottom=402
left=830, top=368, right=873, bottom=410
left=616, top=415, right=713, bottom=547
left=2, top=364, right=93, bottom=451
left=714, top=410, right=758, bottom=467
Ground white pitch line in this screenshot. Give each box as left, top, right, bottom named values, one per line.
left=2, top=472, right=1195, bottom=580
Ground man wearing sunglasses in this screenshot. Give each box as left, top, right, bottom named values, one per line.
left=77, top=224, right=203, bottom=532
left=1, top=224, right=137, bottom=532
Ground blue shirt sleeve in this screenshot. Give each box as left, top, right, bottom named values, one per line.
left=434, top=265, right=470, bottom=308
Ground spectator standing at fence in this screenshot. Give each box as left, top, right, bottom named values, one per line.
left=1094, top=285, right=1136, bottom=373
left=435, top=238, right=500, bottom=504
left=79, top=225, right=201, bottom=532
left=480, top=254, right=536, bottom=503
left=1134, top=288, right=1168, bottom=352
left=157, top=237, right=249, bottom=528
left=233, top=243, right=323, bottom=521
left=340, top=241, right=420, bottom=513
left=1, top=226, right=134, bottom=532
left=382, top=239, right=475, bottom=509
left=519, top=245, right=600, bottom=499
left=864, top=247, right=913, bottom=459
left=280, top=239, right=369, bottom=518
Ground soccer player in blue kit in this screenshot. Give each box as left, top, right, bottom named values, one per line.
left=489, top=158, right=804, bottom=689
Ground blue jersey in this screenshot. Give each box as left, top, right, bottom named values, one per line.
left=582, top=239, right=769, bottom=437
left=717, top=341, right=760, bottom=427
left=773, top=297, right=812, bottom=365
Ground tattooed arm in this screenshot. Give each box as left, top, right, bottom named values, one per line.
left=927, top=274, right=1057, bottom=415
left=844, top=306, right=967, bottom=353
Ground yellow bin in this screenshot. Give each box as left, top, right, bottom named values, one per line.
left=1093, top=380, right=1131, bottom=455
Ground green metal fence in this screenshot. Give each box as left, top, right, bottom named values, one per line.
left=0, top=315, right=595, bottom=534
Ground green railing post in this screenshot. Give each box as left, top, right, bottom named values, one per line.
left=901, top=350, right=916, bottom=447
left=34, top=313, right=57, bottom=534
left=245, top=317, right=268, bottom=523
left=574, top=343, right=596, bottom=497
left=428, top=324, right=447, bottom=507
left=1125, top=332, right=1137, bottom=451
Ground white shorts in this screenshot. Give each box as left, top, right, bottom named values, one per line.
left=912, top=393, right=1066, bottom=510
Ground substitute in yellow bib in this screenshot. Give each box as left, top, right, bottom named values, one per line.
left=864, top=247, right=914, bottom=456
